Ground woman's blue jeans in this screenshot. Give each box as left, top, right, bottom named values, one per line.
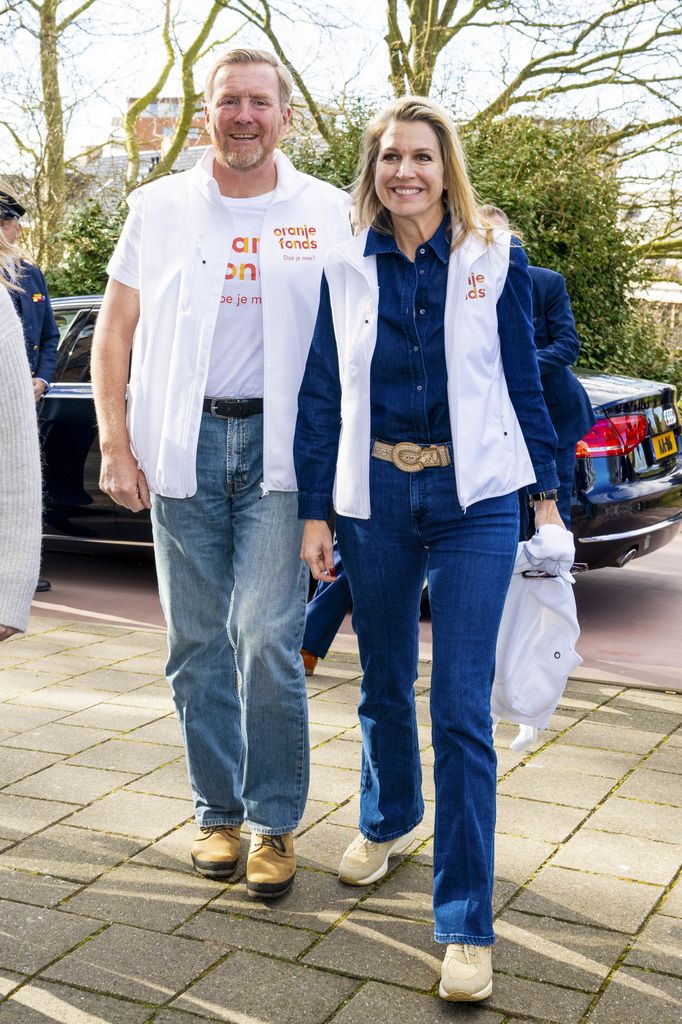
left=151, top=413, right=309, bottom=834
left=336, top=450, right=518, bottom=944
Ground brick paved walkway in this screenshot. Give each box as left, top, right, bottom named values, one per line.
left=0, top=616, right=680, bottom=1023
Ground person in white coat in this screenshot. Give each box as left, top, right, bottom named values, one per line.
left=92, top=48, right=350, bottom=898
left=295, top=96, right=564, bottom=1000
left=0, top=202, right=41, bottom=640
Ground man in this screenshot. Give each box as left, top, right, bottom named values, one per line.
left=0, top=190, right=59, bottom=593
left=480, top=206, right=595, bottom=528
left=92, top=48, right=349, bottom=898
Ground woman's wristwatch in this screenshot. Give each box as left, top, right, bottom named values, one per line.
left=528, top=489, right=558, bottom=507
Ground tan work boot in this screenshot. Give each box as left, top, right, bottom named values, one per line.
left=191, top=825, right=241, bottom=879
left=439, top=943, right=493, bottom=1002
left=246, top=831, right=295, bottom=898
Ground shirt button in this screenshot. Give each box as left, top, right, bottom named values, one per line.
left=413, top=345, right=419, bottom=351
left=419, top=308, right=426, bottom=315
left=419, top=269, right=425, bottom=275
left=416, top=385, right=423, bottom=391
left=419, top=248, right=425, bottom=254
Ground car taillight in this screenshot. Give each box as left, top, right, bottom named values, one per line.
left=576, top=415, right=648, bottom=458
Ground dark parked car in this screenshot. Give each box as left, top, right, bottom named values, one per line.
left=41, top=296, right=682, bottom=569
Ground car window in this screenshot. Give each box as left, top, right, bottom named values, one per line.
left=56, top=308, right=98, bottom=383
left=54, top=308, right=82, bottom=344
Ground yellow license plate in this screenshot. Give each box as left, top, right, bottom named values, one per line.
left=652, top=431, right=677, bottom=459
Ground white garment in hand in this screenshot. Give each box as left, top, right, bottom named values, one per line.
left=492, top=526, right=582, bottom=750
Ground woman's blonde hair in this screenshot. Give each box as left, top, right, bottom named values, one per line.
left=0, top=177, right=20, bottom=290
left=353, top=96, right=496, bottom=250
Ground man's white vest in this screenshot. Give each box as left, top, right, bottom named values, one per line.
left=324, top=228, right=536, bottom=519
left=124, top=148, right=350, bottom=498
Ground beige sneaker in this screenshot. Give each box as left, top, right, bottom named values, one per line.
left=191, top=825, right=241, bottom=879
left=338, top=828, right=418, bottom=886
left=439, top=943, right=493, bottom=1002
left=247, top=832, right=296, bottom=899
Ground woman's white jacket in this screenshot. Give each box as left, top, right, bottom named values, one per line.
left=324, top=228, right=554, bottom=519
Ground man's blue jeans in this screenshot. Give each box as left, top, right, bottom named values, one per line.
left=151, top=413, right=309, bottom=834
left=336, top=450, right=518, bottom=944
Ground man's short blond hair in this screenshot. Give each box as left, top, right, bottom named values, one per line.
left=205, top=48, right=293, bottom=110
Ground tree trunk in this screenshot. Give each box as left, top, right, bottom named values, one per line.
left=37, top=0, right=66, bottom=266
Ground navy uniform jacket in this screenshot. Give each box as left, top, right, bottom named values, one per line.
left=529, top=266, right=596, bottom=448
left=10, top=260, right=59, bottom=385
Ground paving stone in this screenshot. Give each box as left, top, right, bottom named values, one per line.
left=60, top=668, right=154, bottom=692
left=0, top=705, right=68, bottom=732
left=105, top=687, right=173, bottom=711
left=306, top=700, right=360, bottom=729
left=309, top=722, right=348, bottom=747
left=617, top=767, right=682, bottom=806
left=124, top=759, right=190, bottom=799
left=307, top=765, right=361, bottom=805
left=589, top=966, right=682, bottom=1024
left=296, top=798, right=336, bottom=836
left=1, top=723, right=115, bottom=755
left=589, top=700, right=681, bottom=735
left=497, top=766, right=614, bottom=809
left=495, top=795, right=587, bottom=843
left=589, top=796, right=682, bottom=844
left=5, top=764, right=135, bottom=803
left=361, top=861, right=432, bottom=922
left=494, top=909, right=627, bottom=991
left=20, top=651, right=113, bottom=676
left=495, top=748, right=526, bottom=776
left=131, top=822, right=200, bottom=875
left=310, top=739, right=362, bottom=770
left=68, top=737, right=180, bottom=773
left=527, top=743, right=640, bottom=779
left=173, top=948, right=356, bottom=1023
left=42, top=923, right=221, bottom=1003
left=0, top=899, right=99, bottom=973
left=660, top=880, right=682, bottom=918
left=61, top=704, right=168, bottom=732
left=315, top=681, right=362, bottom=703
left=0, top=824, right=145, bottom=882
left=0, top=867, right=80, bottom=907
left=559, top=721, right=662, bottom=754
left=0, top=970, right=23, bottom=998
left=61, top=862, right=222, bottom=931
left=0, top=669, right=73, bottom=697
left=0, top=794, right=76, bottom=840
left=552, top=828, right=682, bottom=884
left=65, top=789, right=192, bottom=839
left=326, top=795, right=434, bottom=841
left=109, top=653, right=167, bottom=675
left=493, top=834, right=556, bottom=884
left=645, top=746, right=682, bottom=774
left=512, top=864, right=663, bottom=932
left=0, top=748, right=61, bottom=786
left=212, top=866, right=361, bottom=932
left=330, top=979, right=504, bottom=1024
left=124, top=716, right=184, bottom=746
left=178, top=908, right=315, bottom=958
left=304, top=909, right=441, bottom=988
left=295, top=821, right=365, bottom=873
left=625, top=914, right=682, bottom=975
left=488, top=972, right=592, bottom=1023
left=8, top=686, right=107, bottom=713
left=0, top=980, right=151, bottom=1023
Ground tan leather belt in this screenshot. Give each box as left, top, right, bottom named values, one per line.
left=372, top=440, right=451, bottom=473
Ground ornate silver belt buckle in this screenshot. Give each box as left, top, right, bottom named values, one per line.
left=392, top=442, right=424, bottom=472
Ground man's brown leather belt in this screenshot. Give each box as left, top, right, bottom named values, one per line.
left=203, top=398, right=263, bottom=418
left=372, top=440, right=451, bottom=473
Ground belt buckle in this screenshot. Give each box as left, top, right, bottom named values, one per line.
left=392, top=442, right=425, bottom=473
left=210, top=398, right=229, bottom=419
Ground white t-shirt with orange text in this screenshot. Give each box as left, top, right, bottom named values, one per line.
left=205, top=191, right=274, bottom=398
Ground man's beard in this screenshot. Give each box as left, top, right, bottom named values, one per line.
left=214, top=133, right=267, bottom=171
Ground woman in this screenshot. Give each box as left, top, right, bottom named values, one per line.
left=294, top=97, right=563, bottom=1001
left=0, top=182, right=42, bottom=641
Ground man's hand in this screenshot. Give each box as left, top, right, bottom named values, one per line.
left=301, top=520, right=336, bottom=582
left=533, top=499, right=566, bottom=530
left=0, top=625, right=19, bottom=642
left=32, top=379, right=46, bottom=401
left=100, top=447, right=151, bottom=512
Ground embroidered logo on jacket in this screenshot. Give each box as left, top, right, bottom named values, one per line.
left=32, top=293, right=45, bottom=303
left=465, top=273, right=486, bottom=300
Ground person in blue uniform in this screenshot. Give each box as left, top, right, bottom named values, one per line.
left=1, top=189, right=60, bottom=593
